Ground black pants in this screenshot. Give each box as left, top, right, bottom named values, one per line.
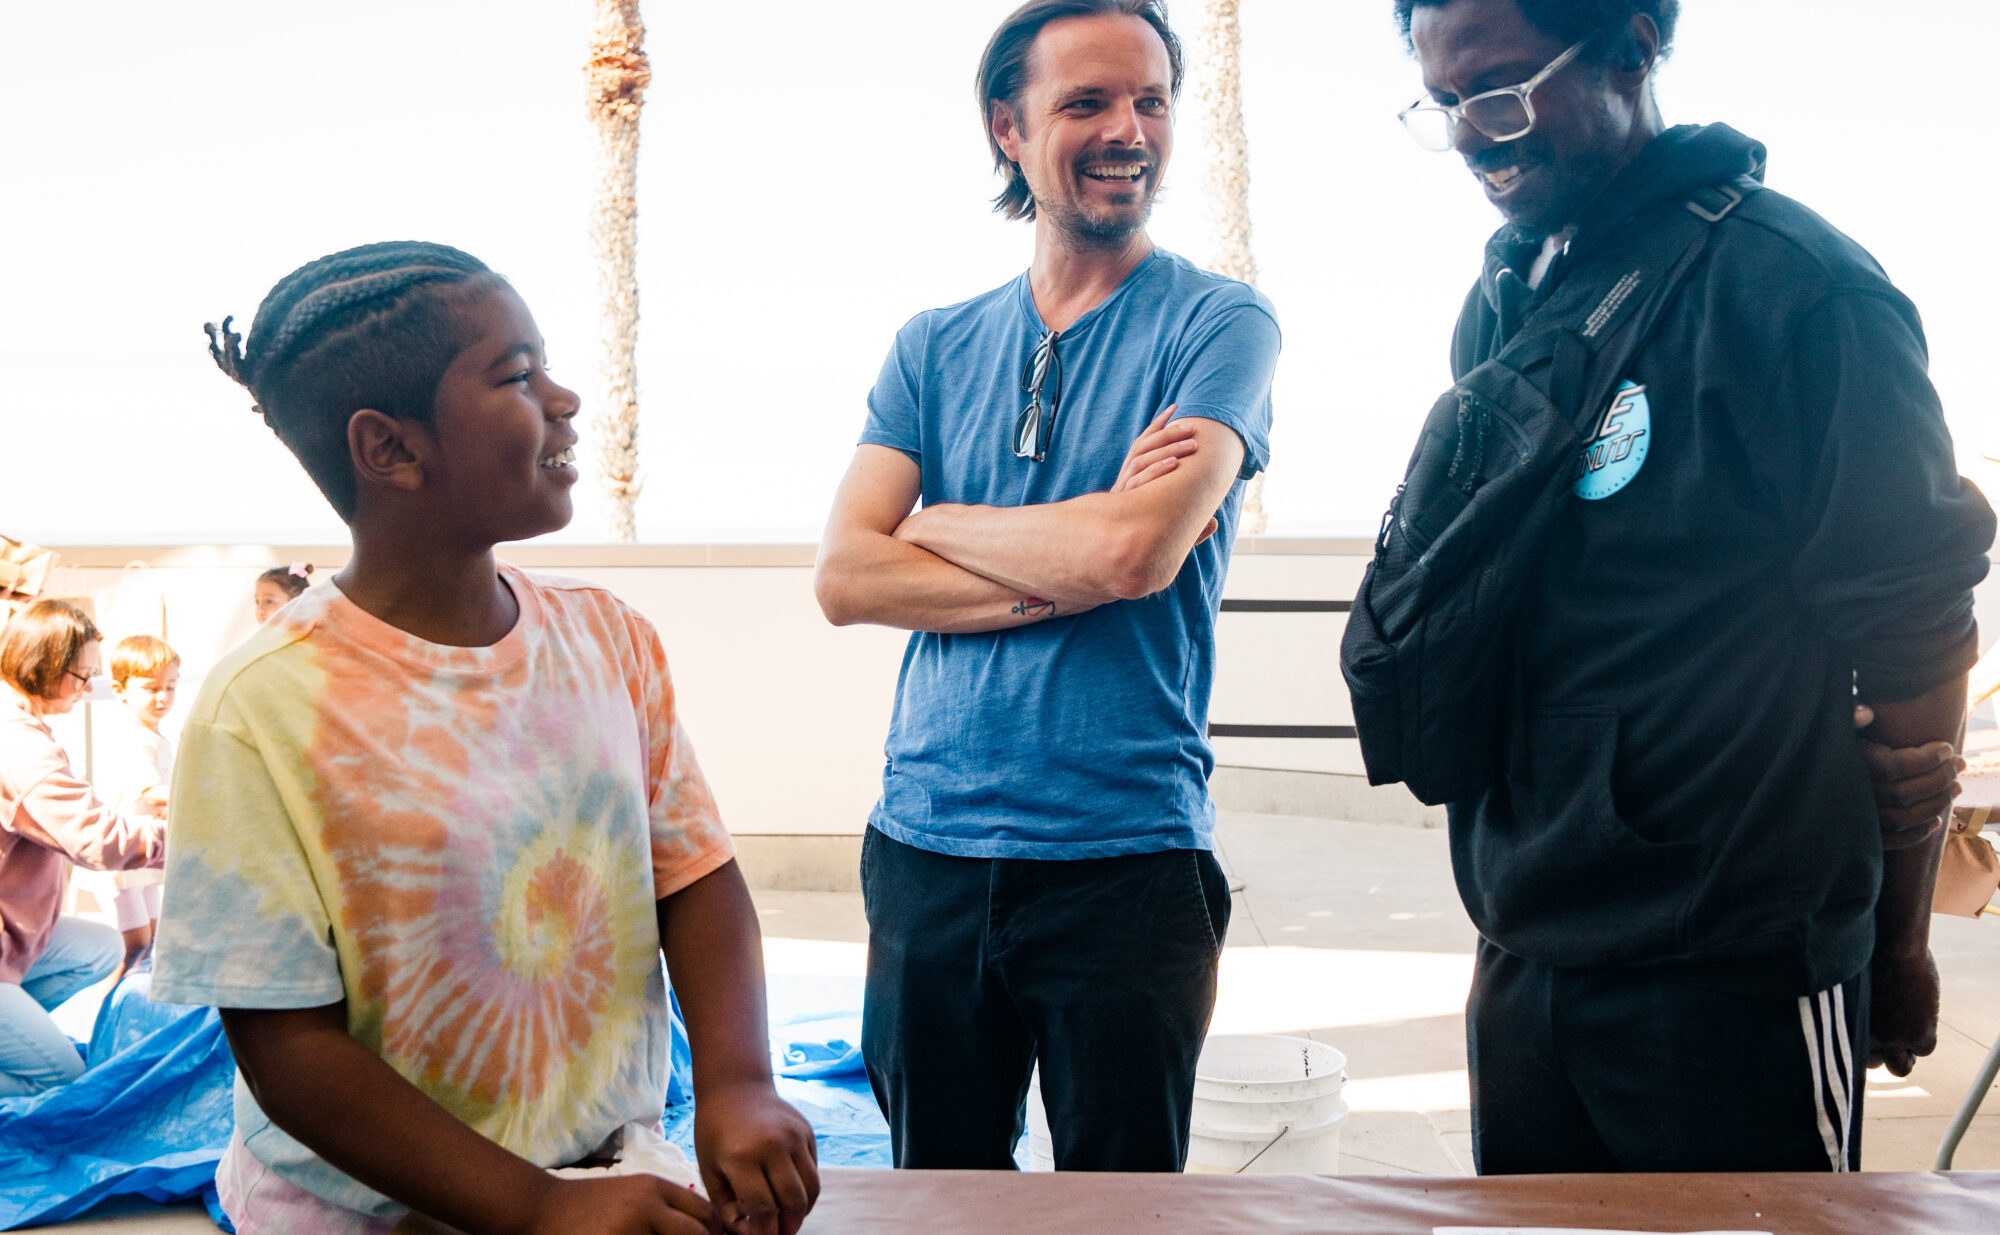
left=860, top=828, right=1230, bottom=1171
left=1468, top=939, right=1868, bottom=1173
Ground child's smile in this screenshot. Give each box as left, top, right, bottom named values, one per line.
left=424, top=287, right=583, bottom=544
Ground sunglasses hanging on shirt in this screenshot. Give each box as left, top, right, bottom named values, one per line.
left=1014, top=329, right=1063, bottom=462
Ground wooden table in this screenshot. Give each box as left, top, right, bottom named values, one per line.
left=801, top=1168, right=2000, bottom=1233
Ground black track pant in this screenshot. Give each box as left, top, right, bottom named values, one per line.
left=860, top=827, right=1230, bottom=1171
left=1468, top=939, right=1867, bottom=1173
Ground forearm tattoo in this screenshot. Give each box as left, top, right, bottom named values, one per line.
left=1012, top=597, right=1056, bottom=619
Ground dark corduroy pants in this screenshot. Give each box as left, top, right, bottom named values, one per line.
left=860, top=827, right=1230, bottom=1172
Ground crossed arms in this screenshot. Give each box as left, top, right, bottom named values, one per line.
left=814, top=409, right=1246, bottom=634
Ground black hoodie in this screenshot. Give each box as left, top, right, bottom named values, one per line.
left=1446, top=124, right=1995, bottom=995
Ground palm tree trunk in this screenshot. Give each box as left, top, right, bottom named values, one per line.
left=585, top=0, right=650, bottom=542
left=1192, top=0, right=1267, bottom=534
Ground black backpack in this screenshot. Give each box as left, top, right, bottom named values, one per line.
left=1340, top=181, right=1754, bottom=806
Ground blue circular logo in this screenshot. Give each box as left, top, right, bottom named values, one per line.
left=1573, top=380, right=1651, bottom=501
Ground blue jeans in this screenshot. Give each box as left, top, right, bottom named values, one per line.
left=0, top=915, right=121, bottom=1097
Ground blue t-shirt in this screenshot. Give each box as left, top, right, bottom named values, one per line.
left=860, top=249, right=1280, bottom=859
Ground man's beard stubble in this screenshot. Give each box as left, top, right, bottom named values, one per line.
left=1041, top=189, right=1158, bottom=253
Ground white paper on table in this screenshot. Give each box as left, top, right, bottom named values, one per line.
left=1435, top=1228, right=1773, bottom=1235
left=547, top=1121, right=704, bottom=1194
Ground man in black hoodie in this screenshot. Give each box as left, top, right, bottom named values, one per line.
left=1391, top=0, right=1995, bottom=1172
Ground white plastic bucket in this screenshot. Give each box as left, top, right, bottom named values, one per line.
left=1024, top=1071, right=1054, bottom=1171
left=1187, top=1034, right=1348, bottom=1175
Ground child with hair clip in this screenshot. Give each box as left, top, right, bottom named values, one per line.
left=154, top=242, right=817, bottom=1235
left=253, top=562, right=314, bottom=624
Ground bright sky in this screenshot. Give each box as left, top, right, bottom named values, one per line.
left=4, top=1, right=1994, bottom=544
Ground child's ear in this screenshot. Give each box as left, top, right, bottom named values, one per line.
left=348, top=409, right=429, bottom=495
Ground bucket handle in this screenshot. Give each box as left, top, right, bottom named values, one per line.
left=1233, top=1124, right=1290, bottom=1174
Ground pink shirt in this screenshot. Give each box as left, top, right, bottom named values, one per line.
left=0, top=685, right=166, bottom=982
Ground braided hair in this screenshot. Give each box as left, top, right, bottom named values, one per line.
left=205, top=241, right=500, bottom=521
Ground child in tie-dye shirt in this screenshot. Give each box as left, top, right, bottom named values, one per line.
left=154, top=243, right=817, bottom=1235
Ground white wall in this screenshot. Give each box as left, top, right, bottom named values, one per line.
left=41, top=535, right=2000, bottom=834
left=38, top=540, right=1375, bottom=835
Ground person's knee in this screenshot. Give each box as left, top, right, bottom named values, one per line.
left=0, top=1005, right=88, bottom=1096
left=19, top=1045, right=86, bottom=1094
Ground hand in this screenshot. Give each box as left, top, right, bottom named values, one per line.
left=1854, top=703, right=1963, bottom=844
left=137, top=786, right=169, bottom=817
left=1116, top=406, right=1218, bottom=544
left=1112, top=406, right=1198, bottom=493
left=517, top=1174, right=719, bottom=1235
left=693, top=1081, right=819, bottom=1235
left=1868, top=948, right=1941, bottom=1077
left=891, top=505, right=932, bottom=545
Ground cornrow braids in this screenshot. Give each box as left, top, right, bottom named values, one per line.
left=204, top=241, right=500, bottom=521
left=204, top=316, right=251, bottom=386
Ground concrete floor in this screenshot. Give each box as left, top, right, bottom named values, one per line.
left=35, top=813, right=2000, bottom=1230
left=1205, top=815, right=2000, bottom=1177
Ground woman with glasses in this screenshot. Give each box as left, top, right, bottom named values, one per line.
left=0, top=599, right=166, bottom=1095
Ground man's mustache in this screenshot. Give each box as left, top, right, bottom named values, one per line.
left=1465, top=143, right=1545, bottom=173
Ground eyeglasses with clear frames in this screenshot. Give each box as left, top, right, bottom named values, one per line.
left=1014, top=329, right=1064, bottom=463
left=1397, top=39, right=1587, bottom=153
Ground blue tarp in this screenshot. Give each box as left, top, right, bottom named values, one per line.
left=664, top=973, right=892, bottom=1170
left=0, top=971, right=235, bottom=1230
left=4, top=969, right=889, bottom=1229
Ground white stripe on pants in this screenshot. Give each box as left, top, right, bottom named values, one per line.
left=1797, top=982, right=1856, bottom=1172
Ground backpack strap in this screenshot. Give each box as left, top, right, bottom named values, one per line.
left=1686, top=176, right=1754, bottom=223
left=1495, top=175, right=1760, bottom=431
left=1343, top=175, right=1765, bottom=804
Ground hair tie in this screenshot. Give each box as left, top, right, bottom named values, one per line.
left=288, top=561, right=311, bottom=578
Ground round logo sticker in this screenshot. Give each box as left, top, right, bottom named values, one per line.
left=1573, top=380, right=1651, bottom=500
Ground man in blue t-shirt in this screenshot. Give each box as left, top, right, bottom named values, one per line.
left=814, top=0, right=1278, bottom=1172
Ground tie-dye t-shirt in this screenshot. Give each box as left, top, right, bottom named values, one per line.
left=151, top=564, right=733, bottom=1227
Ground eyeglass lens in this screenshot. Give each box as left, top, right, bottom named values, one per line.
left=1401, top=107, right=1454, bottom=152
left=1015, top=330, right=1062, bottom=461
left=1461, top=94, right=1533, bottom=141
left=1402, top=92, right=1533, bottom=151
